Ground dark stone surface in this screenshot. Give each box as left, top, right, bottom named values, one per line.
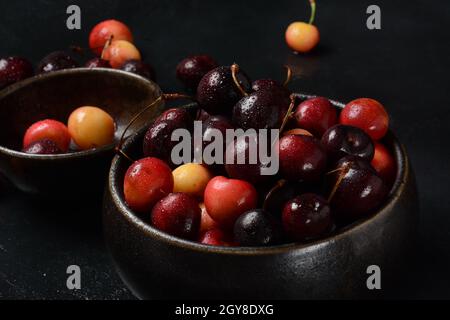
left=0, top=0, right=449, bottom=299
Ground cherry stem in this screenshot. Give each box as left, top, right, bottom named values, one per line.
left=262, top=179, right=287, bottom=212
left=309, top=0, right=317, bottom=25
left=327, top=164, right=350, bottom=203
left=283, top=65, right=293, bottom=87
left=101, top=35, right=114, bottom=60
left=163, top=93, right=194, bottom=101
left=231, top=63, right=248, bottom=97
left=279, top=94, right=296, bottom=134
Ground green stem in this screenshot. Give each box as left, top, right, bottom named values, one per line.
left=308, top=0, right=316, bottom=25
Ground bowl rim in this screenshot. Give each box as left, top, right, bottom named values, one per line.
left=107, top=93, right=409, bottom=256
left=0, top=68, right=162, bottom=160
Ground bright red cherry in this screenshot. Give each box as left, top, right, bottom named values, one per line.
left=199, top=203, right=219, bottom=233
left=371, top=142, right=396, bottom=185
left=279, top=134, right=327, bottom=182
left=124, top=157, right=173, bottom=213
left=89, top=20, right=133, bottom=56
left=199, top=229, right=231, bottom=246
left=23, top=119, right=71, bottom=152
left=204, top=176, right=258, bottom=228
left=151, top=193, right=201, bottom=240
left=340, top=98, right=389, bottom=140
left=294, top=97, right=337, bottom=137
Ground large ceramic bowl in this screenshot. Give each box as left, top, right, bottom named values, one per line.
left=103, top=94, right=418, bottom=299
left=0, top=68, right=163, bottom=197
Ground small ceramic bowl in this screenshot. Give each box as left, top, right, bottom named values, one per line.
left=103, top=95, right=419, bottom=299
left=0, top=68, right=164, bottom=196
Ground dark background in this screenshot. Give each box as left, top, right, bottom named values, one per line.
left=0, top=0, right=449, bottom=299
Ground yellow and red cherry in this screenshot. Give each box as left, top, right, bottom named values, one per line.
left=204, top=176, right=258, bottom=229
left=68, top=106, right=115, bottom=150
left=23, top=119, right=71, bottom=152
left=89, top=19, right=133, bottom=56
left=102, top=40, right=141, bottom=69
left=124, top=157, right=174, bottom=213
left=340, top=98, right=389, bottom=140
left=371, top=142, right=396, bottom=185
left=284, top=128, right=314, bottom=137
left=172, top=163, right=213, bottom=197
left=285, top=0, right=319, bottom=53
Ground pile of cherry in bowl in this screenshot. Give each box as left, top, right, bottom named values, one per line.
left=123, top=57, right=396, bottom=247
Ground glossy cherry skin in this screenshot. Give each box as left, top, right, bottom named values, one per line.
left=23, top=119, right=71, bottom=152
left=279, top=134, right=327, bottom=182
left=285, top=22, right=320, bottom=53
left=232, top=89, right=289, bottom=130
left=321, top=124, right=374, bottom=163
left=85, top=57, right=112, bottom=68
left=172, top=163, right=212, bottom=197
left=233, top=209, right=283, bottom=246
left=328, top=156, right=388, bottom=221
left=263, top=180, right=309, bottom=217
left=204, top=176, right=258, bottom=228
left=199, top=228, right=231, bottom=246
left=199, top=202, right=219, bottom=233
left=120, top=59, right=155, bottom=81
left=89, top=19, right=133, bottom=56
left=340, top=98, right=389, bottom=140
left=371, top=142, right=396, bottom=186
left=282, top=193, right=332, bottom=241
left=103, top=40, right=141, bottom=69
left=252, top=79, right=291, bottom=104
left=22, top=139, right=62, bottom=155
left=196, top=66, right=251, bottom=115
left=37, top=51, right=79, bottom=74
left=176, top=55, right=218, bottom=91
left=0, top=57, right=34, bottom=90
left=151, top=193, right=201, bottom=240
left=123, top=157, right=174, bottom=213
left=294, top=97, right=337, bottom=137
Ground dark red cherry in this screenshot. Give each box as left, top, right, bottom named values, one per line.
left=232, top=89, right=289, bottom=130
left=22, top=139, right=62, bottom=155
left=328, top=156, right=388, bottom=221
left=196, top=66, right=251, bottom=115
left=120, top=59, right=155, bottom=81
left=279, top=134, right=327, bottom=182
left=294, top=97, right=337, bottom=137
left=0, top=57, right=34, bottom=89
left=251, top=79, right=291, bottom=104
left=321, top=124, right=374, bottom=162
left=85, top=57, right=112, bottom=68
left=176, top=55, right=218, bottom=91
left=263, top=180, right=309, bottom=217
left=37, top=51, right=79, bottom=74
left=157, top=107, right=194, bottom=124
left=151, top=193, right=201, bottom=240
left=282, top=193, right=332, bottom=241
left=233, top=209, right=283, bottom=246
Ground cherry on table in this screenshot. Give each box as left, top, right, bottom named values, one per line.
left=22, top=139, right=62, bottom=155
left=294, top=97, right=337, bottom=137
left=176, top=55, right=218, bottom=91
left=37, top=51, right=79, bottom=74
left=285, top=0, right=320, bottom=53
left=0, top=56, right=34, bottom=90
left=89, top=19, right=133, bottom=56
left=119, top=59, right=155, bottom=81
left=23, top=119, right=71, bottom=152
left=151, top=193, right=201, bottom=240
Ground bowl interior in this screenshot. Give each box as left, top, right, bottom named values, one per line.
left=108, top=94, right=407, bottom=253
left=0, top=68, right=163, bottom=153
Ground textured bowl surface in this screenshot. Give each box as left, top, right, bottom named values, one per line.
left=103, top=94, right=419, bottom=299
left=0, top=68, right=163, bottom=195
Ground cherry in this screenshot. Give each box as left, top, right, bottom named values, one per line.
left=158, top=107, right=194, bottom=123
left=103, top=40, right=141, bottom=69
left=123, top=157, right=174, bottom=213
left=37, top=51, right=79, bottom=74
left=22, top=139, right=62, bottom=155
left=68, top=106, right=115, bottom=150
left=282, top=193, right=332, bottom=241
left=371, top=142, right=396, bottom=186
left=232, top=89, right=289, bottom=130
left=199, top=202, right=219, bottom=233
left=251, top=79, right=291, bottom=105
left=204, top=176, right=258, bottom=228
left=196, top=65, right=251, bottom=115
left=23, top=119, right=71, bottom=152
left=151, top=193, right=201, bottom=240
left=340, top=98, right=389, bottom=140
left=85, top=57, right=112, bottom=68
left=327, top=156, right=388, bottom=221
left=0, top=57, right=34, bottom=90
left=119, top=59, right=155, bottom=81
left=294, top=97, right=337, bottom=137
left=199, top=228, right=231, bottom=246
left=321, top=124, right=374, bottom=162
left=279, top=134, right=327, bottom=182
left=262, top=180, right=308, bottom=217
left=172, top=163, right=212, bottom=197
left=89, top=19, right=133, bottom=56
left=176, top=55, right=218, bottom=91
left=233, top=209, right=283, bottom=246
left=285, top=1, right=319, bottom=53
left=284, top=128, right=313, bottom=137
